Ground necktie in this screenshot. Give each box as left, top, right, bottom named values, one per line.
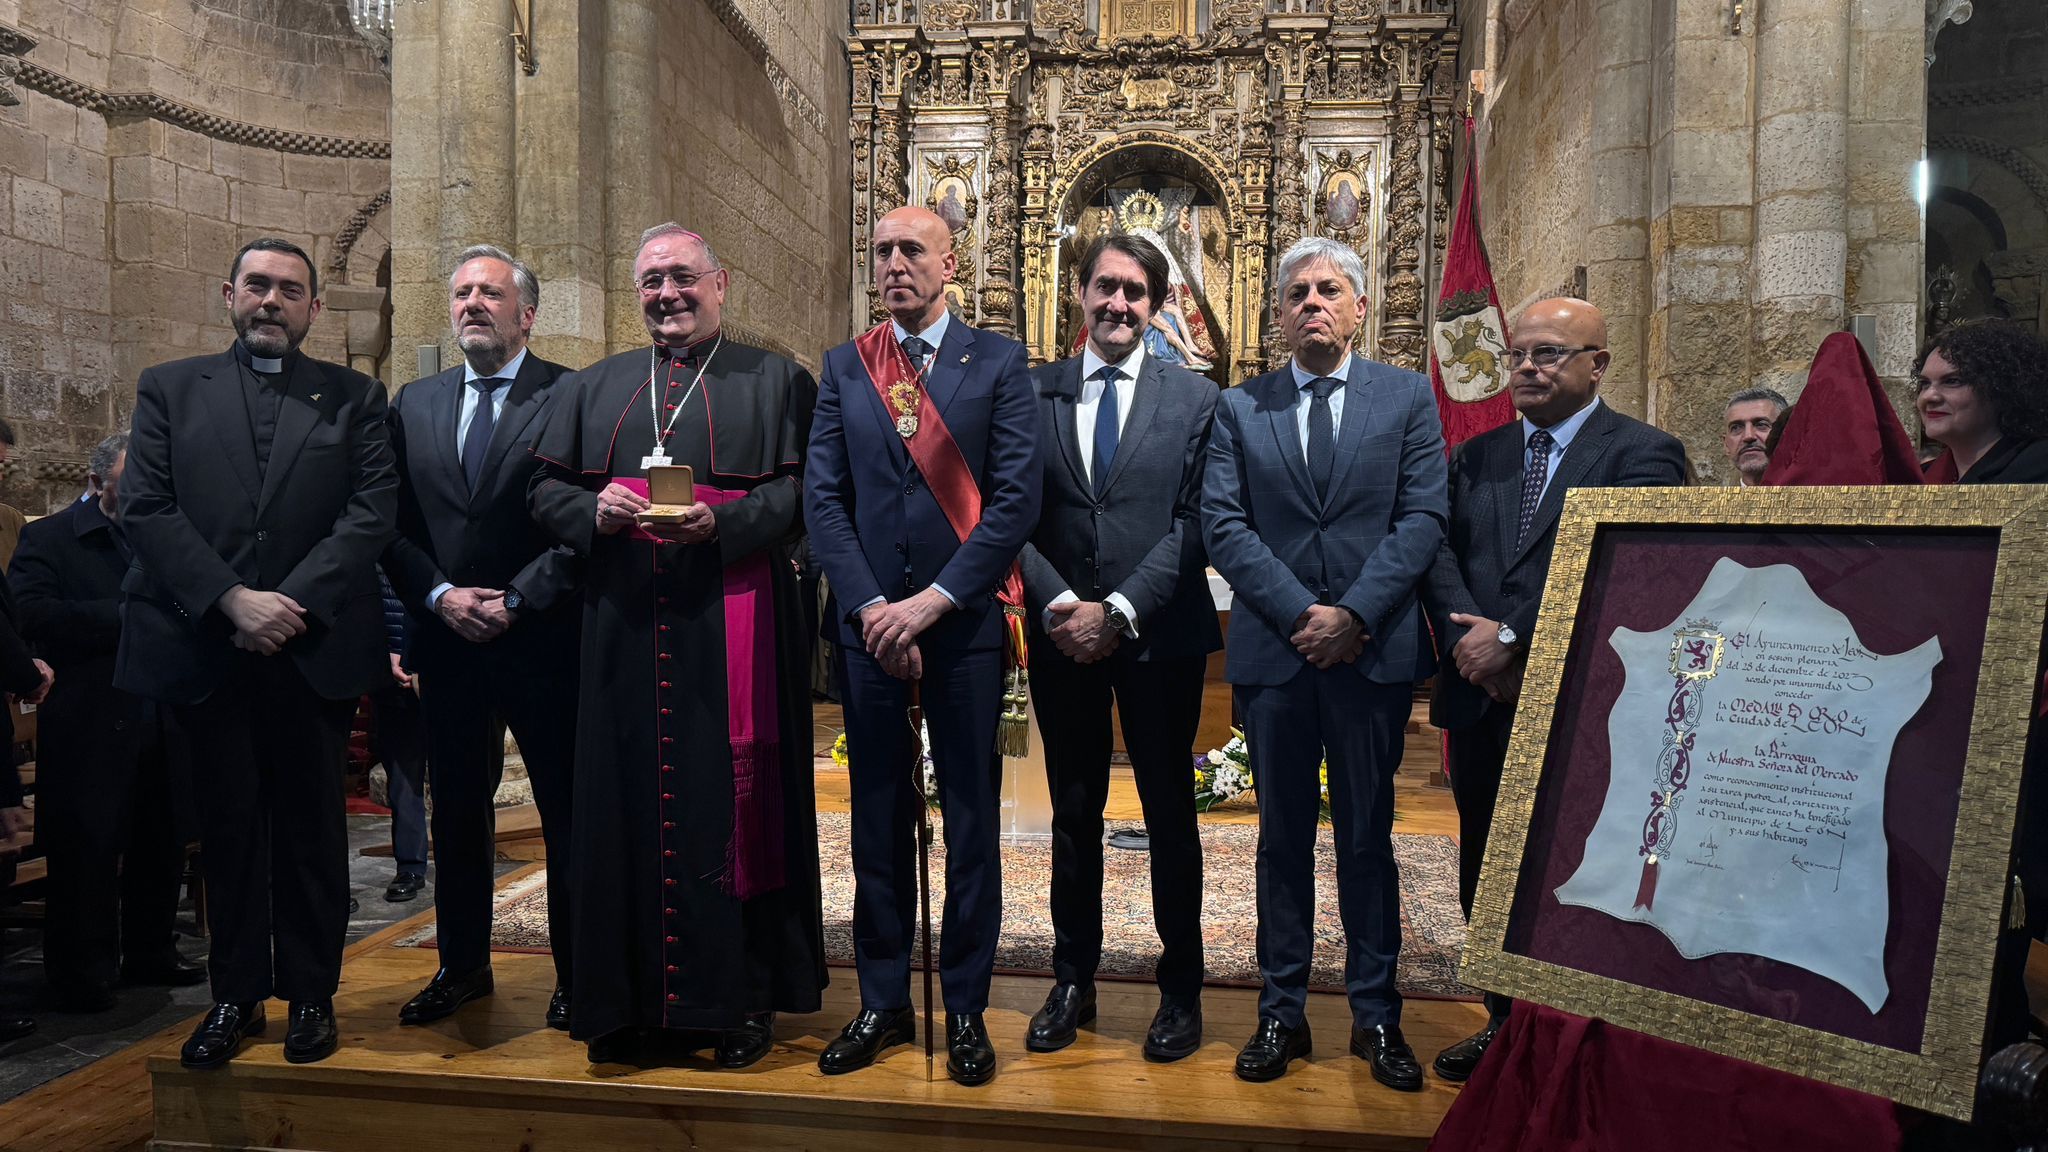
left=1517, top=427, right=1555, bottom=547
left=1091, top=365, right=1121, bottom=496
left=463, top=377, right=506, bottom=491
left=901, top=335, right=932, bottom=372
left=1307, top=375, right=1339, bottom=503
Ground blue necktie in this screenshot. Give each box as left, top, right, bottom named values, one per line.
left=1517, top=427, right=1555, bottom=547
left=901, top=335, right=932, bottom=372
left=1091, top=365, right=1120, bottom=496
left=1307, top=375, right=1339, bottom=502
left=463, top=377, right=506, bottom=491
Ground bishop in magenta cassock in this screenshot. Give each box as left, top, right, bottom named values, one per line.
left=528, top=223, right=825, bottom=1066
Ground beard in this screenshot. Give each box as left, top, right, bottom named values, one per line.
left=457, top=324, right=510, bottom=361
left=234, top=310, right=304, bottom=358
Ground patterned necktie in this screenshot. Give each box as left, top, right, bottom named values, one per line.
left=1091, top=364, right=1120, bottom=496
left=1307, top=375, right=1340, bottom=502
left=1516, top=427, right=1555, bottom=547
left=463, top=376, right=507, bottom=491
left=901, top=335, right=932, bottom=373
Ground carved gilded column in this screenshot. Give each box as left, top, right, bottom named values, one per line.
left=1264, top=27, right=1322, bottom=364
left=1020, top=117, right=1055, bottom=364
left=1376, top=34, right=1439, bottom=371
left=850, top=41, right=877, bottom=324
left=973, top=40, right=1029, bottom=338
left=867, top=39, right=921, bottom=324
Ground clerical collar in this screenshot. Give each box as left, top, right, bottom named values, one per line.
left=658, top=330, right=721, bottom=366
left=234, top=341, right=288, bottom=375
left=464, top=346, right=528, bottom=384
left=891, top=310, right=950, bottom=352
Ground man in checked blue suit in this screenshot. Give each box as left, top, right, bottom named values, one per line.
left=1202, top=236, right=1448, bottom=1089
left=804, top=205, right=1041, bottom=1086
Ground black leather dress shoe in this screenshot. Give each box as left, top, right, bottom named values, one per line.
left=1431, top=1019, right=1502, bottom=1083
left=946, top=1012, right=995, bottom=1086
left=123, top=947, right=207, bottom=987
left=1143, top=1001, right=1202, bottom=1063
left=180, top=1002, right=265, bottom=1069
left=1352, top=1023, right=1423, bottom=1092
left=283, top=1000, right=339, bottom=1064
left=0, top=1017, right=32, bottom=1042
left=1024, top=983, right=1096, bottom=1052
left=818, top=1007, right=915, bottom=1075
left=398, top=966, right=494, bottom=1025
left=1234, top=1018, right=1311, bottom=1082
left=587, top=1028, right=639, bottom=1065
left=546, top=986, right=571, bottom=1031
left=53, top=981, right=116, bottom=1013
left=717, top=1012, right=776, bottom=1069
left=384, top=872, right=426, bottom=903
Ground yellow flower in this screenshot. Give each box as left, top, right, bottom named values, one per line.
left=831, top=731, right=850, bottom=768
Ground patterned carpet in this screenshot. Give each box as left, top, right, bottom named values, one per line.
left=398, top=811, right=1477, bottom=999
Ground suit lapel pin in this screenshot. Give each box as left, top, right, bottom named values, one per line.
left=959, top=354, right=970, bottom=364
left=310, top=393, right=322, bottom=401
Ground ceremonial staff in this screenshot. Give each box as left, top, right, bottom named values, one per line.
left=907, top=683, right=936, bottom=1082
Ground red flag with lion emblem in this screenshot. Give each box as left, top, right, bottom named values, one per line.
left=1429, top=116, right=1515, bottom=448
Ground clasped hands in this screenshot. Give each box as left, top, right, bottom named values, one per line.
left=437, top=586, right=517, bottom=643
left=218, top=585, right=306, bottom=655
left=1047, top=600, right=1120, bottom=664
left=860, top=587, right=953, bottom=681
left=593, top=482, right=716, bottom=544
left=1292, top=603, right=1365, bottom=669
left=1447, top=612, right=1523, bottom=704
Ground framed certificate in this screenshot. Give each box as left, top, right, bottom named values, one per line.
left=1461, top=486, right=2048, bottom=1119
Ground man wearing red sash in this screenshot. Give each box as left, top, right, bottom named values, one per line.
left=528, top=223, right=826, bottom=1066
left=804, top=205, right=1042, bottom=1086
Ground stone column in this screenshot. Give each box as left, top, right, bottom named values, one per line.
left=1845, top=0, right=1926, bottom=405
left=515, top=0, right=609, bottom=367
left=1749, top=0, right=1851, bottom=396
left=436, top=0, right=518, bottom=296
left=602, top=0, right=659, bottom=349
left=1583, top=0, right=1653, bottom=415
left=387, top=0, right=444, bottom=386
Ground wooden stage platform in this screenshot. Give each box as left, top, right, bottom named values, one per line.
left=144, top=906, right=1484, bottom=1151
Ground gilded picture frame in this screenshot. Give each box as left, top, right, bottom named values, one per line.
left=1461, top=485, right=2048, bottom=1121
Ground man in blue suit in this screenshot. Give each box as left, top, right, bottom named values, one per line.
left=804, top=205, right=1042, bottom=1086
left=1202, top=237, right=1448, bottom=1088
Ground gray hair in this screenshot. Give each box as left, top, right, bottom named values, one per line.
left=1725, top=386, right=1791, bottom=416
left=449, top=244, right=540, bottom=313
left=88, top=432, right=128, bottom=480
left=637, top=223, right=720, bottom=268
left=1271, top=236, right=1367, bottom=305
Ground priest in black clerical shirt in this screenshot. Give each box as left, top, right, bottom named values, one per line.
left=117, top=238, right=397, bottom=1070
left=529, top=223, right=825, bottom=1067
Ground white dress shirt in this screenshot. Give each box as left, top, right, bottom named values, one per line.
left=1521, top=395, right=1603, bottom=502
left=1289, top=351, right=1355, bottom=464
left=859, top=312, right=959, bottom=617
left=428, top=347, right=529, bottom=609
left=1043, top=342, right=1143, bottom=638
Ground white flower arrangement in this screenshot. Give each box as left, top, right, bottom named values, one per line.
left=831, top=725, right=940, bottom=809
left=1195, top=728, right=1332, bottom=821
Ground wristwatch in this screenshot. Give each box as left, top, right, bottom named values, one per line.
left=1103, top=602, right=1131, bottom=636
left=1495, top=622, right=1519, bottom=650
left=504, top=588, right=526, bottom=613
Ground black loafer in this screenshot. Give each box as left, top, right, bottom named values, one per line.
left=546, top=986, right=571, bottom=1031
left=398, top=966, right=494, bottom=1025
left=819, top=1007, right=915, bottom=1075
left=0, top=1017, right=32, bottom=1042
left=1431, top=1019, right=1502, bottom=1082
left=1234, top=1017, right=1311, bottom=1082
left=283, top=1000, right=339, bottom=1064
left=122, top=947, right=207, bottom=987
left=180, top=1001, right=266, bottom=1069
left=717, top=1012, right=776, bottom=1069
left=1024, top=983, right=1096, bottom=1052
left=587, top=1028, right=638, bottom=1065
left=946, top=1012, right=995, bottom=1086
left=384, top=873, right=426, bottom=903
left=1143, top=1001, right=1202, bottom=1063
left=1352, top=1023, right=1423, bottom=1092
left=53, top=981, right=116, bottom=1013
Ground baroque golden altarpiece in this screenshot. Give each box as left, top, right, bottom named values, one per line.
left=848, top=0, right=1461, bottom=383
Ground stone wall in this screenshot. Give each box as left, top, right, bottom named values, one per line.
left=0, top=0, right=390, bottom=513
left=389, top=0, right=851, bottom=383
left=1471, top=0, right=1926, bottom=480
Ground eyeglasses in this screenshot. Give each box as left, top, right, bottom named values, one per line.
left=1503, top=344, right=1602, bottom=368
left=637, top=268, right=717, bottom=295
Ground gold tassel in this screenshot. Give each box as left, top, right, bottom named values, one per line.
left=2009, top=874, right=2029, bottom=932
left=997, top=664, right=1030, bottom=758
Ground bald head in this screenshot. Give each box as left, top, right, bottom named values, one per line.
left=873, top=206, right=958, bottom=330
left=1507, top=297, right=1610, bottom=428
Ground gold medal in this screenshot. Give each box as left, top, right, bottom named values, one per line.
left=888, top=380, right=921, bottom=439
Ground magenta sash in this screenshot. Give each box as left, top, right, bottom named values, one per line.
left=612, top=478, right=785, bottom=899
